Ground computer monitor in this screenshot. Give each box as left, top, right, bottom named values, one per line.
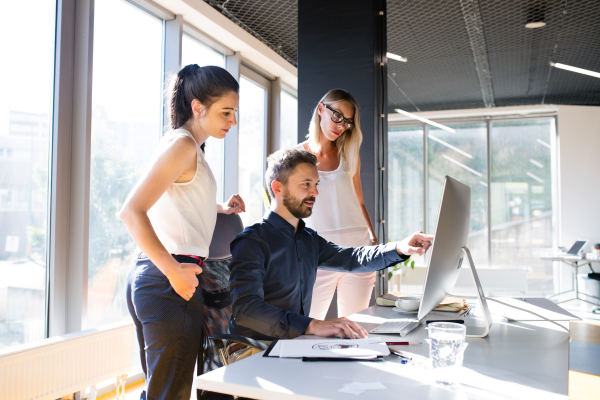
left=567, top=240, right=587, bottom=255
left=371, top=176, right=491, bottom=337
left=416, top=175, right=492, bottom=338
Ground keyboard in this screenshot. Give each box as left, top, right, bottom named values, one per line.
left=369, top=319, right=421, bottom=336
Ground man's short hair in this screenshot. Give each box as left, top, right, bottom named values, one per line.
left=265, top=149, right=317, bottom=199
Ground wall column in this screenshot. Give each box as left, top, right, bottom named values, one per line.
left=298, top=0, right=388, bottom=298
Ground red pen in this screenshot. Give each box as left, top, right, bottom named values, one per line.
left=386, top=341, right=421, bottom=345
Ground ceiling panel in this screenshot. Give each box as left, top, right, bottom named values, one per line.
left=204, top=0, right=600, bottom=112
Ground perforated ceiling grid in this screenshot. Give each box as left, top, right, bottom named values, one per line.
left=204, top=0, right=298, bottom=66
left=206, top=0, right=600, bottom=112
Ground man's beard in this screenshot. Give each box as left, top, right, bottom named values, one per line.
left=282, top=190, right=316, bottom=219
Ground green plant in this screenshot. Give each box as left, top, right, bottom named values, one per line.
left=388, top=257, right=415, bottom=280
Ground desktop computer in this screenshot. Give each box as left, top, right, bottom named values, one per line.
left=370, top=176, right=492, bottom=337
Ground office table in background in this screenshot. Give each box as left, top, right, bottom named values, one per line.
left=542, top=254, right=600, bottom=305
left=196, top=299, right=572, bottom=399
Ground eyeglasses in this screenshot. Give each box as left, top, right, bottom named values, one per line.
left=324, top=104, right=354, bottom=131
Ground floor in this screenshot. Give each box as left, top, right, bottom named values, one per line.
left=96, top=379, right=145, bottom=400
left=564, top=299, right=600, bottom=400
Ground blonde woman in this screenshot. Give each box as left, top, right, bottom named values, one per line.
left=296, top=89, right=378, bottom=319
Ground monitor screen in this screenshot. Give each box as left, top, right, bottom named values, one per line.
left=417, top=176, right=470, bottom=321
left=567, top=240, right=587, bottom=255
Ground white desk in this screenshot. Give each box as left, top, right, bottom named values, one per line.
left=197, top=299, right=572, bottom=399
left=542, top=254, right=600, bottom=305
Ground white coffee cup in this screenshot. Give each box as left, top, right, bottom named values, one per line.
left=395, top=296, right=421, bottom=311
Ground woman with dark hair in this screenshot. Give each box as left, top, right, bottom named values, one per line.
left=120, top=64, right=244, bottom=399
left=296, top=89, right=378, bottom=320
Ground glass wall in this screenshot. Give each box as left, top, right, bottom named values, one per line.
left=280, top=90, right=298, bottom=150
left=238, top=77, right=267, bottom=226
left=490, top=118, right=555, bottom=294
left=388, top=125, right=424, bottom=243
left=0, top=0, right=288, bottom=357
left=182, top=34, right=225, bottom=68
left=428, top=122, right=488, bottom=267
left=182, top=34, right=226, bottom=202
left=388, top=117, right=557, bottom=295
left=0, top=0, right=56, bottom=349
left=87, top=0, right=163, bottom=329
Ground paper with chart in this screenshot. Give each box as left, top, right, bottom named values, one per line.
left=277, top=337, right=389, bottom=358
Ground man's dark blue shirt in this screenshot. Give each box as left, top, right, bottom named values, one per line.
left=228, top=210, right=406, bottom=340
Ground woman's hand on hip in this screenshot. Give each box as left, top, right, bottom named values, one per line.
left=219, top=194, right=246, bottom=214
left=370, top=234, right=379, bottom=245
left=168, top=262, right=203, bottom=301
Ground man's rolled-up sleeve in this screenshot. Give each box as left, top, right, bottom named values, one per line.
left=316, top=235, right=407, bottom=272
left=229, top=234, right=313, bottom=339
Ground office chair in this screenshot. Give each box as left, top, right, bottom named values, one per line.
left=209, top=334, right=269, bottom=366
left=206, top=212, right=244, bottom=262
left=203, top=213, right=269, bottom=369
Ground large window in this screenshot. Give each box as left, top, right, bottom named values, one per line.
left=87, top=0, right=163, bottom=329
left=238, top=72, right=269, bottom=226
left=181, top=33, right=226, bottom=202
left=490, top=118, right=556, bottom=294
left=388, top=117, right=557, bottom=295
left=0, top=0, right=56, bottom=349
left=388, top=125, right=425, bottom=265
left=279, top=89, right=298, bottom=150
left=428, top=122, right=488, bottom=267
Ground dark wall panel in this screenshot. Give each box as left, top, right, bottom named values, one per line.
left=298, top=0, right=386, bottom=235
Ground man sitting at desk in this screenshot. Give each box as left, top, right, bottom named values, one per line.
left=228, top=149, right=433, bottom=340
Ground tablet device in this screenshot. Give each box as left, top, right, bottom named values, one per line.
left=567, top=240, right=587, bottom=255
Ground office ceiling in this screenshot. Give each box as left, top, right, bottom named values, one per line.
left=205, top=0, right=600, bottom=112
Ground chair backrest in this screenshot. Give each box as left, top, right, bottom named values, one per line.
left=207, top=213, right=244, bottom=261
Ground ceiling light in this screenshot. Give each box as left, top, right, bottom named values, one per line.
left=550, top=62, right=600, bottom=79
left=386, top=52, right=407, bottom=62
left=428, top=134, right=473, bottom=159
left=395, top=108, right=456, bottom=133
left=537, top=139, right=551, bottom=149
left=527, top=172, right=544, bottom=183
left=530, top=159, right=543, bottom=168
left=525, top=21, right=546, bottom=29
left=525, top=8, right=546, bottom=29
left=442, top=155, right=482, bottom=177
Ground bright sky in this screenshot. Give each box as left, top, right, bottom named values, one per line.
left=0, top=1, right=56, bottom=134
left=92, top=0, right=163, bottom=125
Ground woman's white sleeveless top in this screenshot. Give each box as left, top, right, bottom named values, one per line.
left=148, top=129, right=217, bottom=257
left=295, top=144, right=369, bottom=246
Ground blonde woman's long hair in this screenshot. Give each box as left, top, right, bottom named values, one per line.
left=306, top=89, right=363, bottom=175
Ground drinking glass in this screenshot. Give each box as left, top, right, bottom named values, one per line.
left=427, top=322, right=467, bottom=385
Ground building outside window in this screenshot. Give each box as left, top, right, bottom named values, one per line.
left=238, top=74, right=268, bottom=226
left=0, top=0, right=56, bottom=349
left=279, top=89, right=298, bottom=150
left=87, top=0, right=163, bottom=330
left=181, top=33, right=226, bottom=202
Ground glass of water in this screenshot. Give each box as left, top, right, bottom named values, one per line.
left=427, top=322, right=467, bottom=385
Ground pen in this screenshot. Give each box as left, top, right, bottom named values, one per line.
left=385, top=341, right=421, bottom=345
left=388, top=349, right=413, bottom=363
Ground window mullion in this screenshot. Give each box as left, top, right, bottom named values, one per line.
left=486, top=119, right=492, bottom=267
left=224, top=52, right=241, bottom=200
left=48, top=0, right=95, bottom=336
left=163, top=14, right=183, bottom=132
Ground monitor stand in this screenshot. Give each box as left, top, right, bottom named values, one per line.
left=462, top=246, right=492, bottom=338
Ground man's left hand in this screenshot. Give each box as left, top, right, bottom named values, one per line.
left=396, top=231, right=434, bottom=256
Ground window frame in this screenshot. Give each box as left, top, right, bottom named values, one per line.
left=40, top=0, right=286, bottom=396
left=239, top=64, right=272, bottom=219
left=49, top=0, right=283, bottom=341
left=387, top=113, right=559, bottom=270
left=278, top=84, right=298, bottom=151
